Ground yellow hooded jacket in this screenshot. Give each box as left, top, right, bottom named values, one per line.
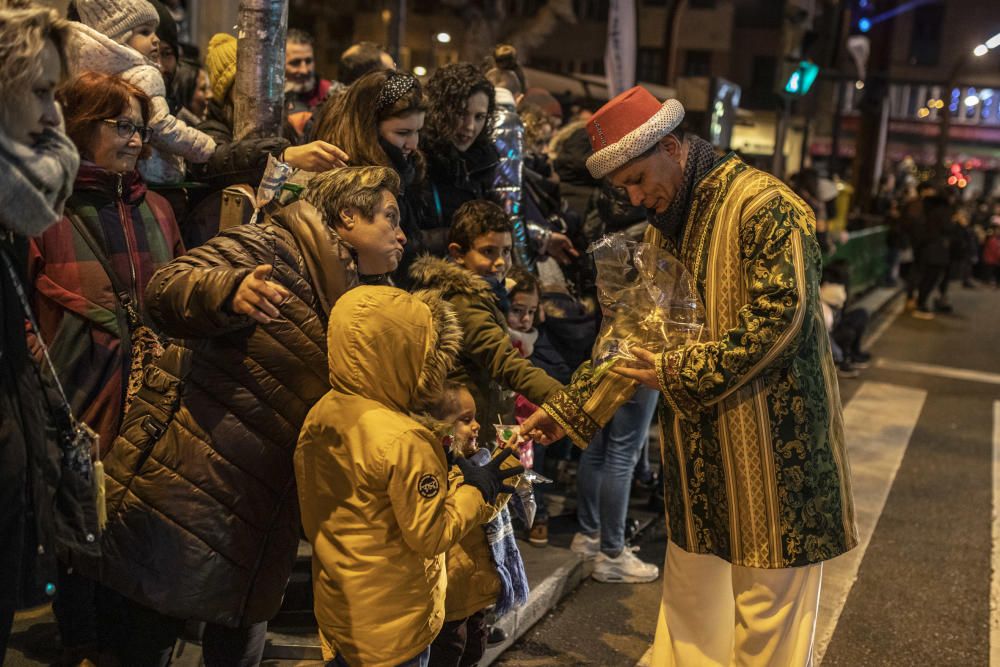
left=295, top=286, right=489, bottom=666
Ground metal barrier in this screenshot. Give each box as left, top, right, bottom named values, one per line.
left=826, top=225, right=889, bottom=296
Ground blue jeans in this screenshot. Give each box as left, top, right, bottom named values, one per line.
left=330, top=646, right=430, bottom=667
left=576, top=387, right=659, bottom=557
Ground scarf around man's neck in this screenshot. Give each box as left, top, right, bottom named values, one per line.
left=0, top=127, right=79, bottom=237
left=649, top=134, right=718, bottom=244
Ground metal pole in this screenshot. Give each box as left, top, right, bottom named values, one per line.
left=772, top=97, right=791, bottom=179
left=829, top=79, right=843, bottom=176
left=850, top=0, right=895, bottom=214
left=664, top=0, right=686, bottom=87
left=234, top=0, right=288, bottom=142
left=800, top=114, right=812, bottom=172
left=386, top=0, right=406, bottom=68
left=935, top=56, right=966, bottom=175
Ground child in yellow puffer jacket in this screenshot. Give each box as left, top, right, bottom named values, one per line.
left=296, top=287, right=523, bottom=667
left=429, top=382, right=530, bottom=667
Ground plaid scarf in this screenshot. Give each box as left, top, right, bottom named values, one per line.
left=485, top=505, right=529, bottom=616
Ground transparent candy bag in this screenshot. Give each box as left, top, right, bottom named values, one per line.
left=493, top=424, right=551, bottom=528
left=588, top=233, right=706, bottom=376
left=249, top=154, right=294, bottom=225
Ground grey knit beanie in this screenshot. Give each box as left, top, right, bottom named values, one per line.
left=75, top=0, right=159, bottom=43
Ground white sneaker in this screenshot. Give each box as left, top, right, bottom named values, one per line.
left=592, top=546, right=660, bottom=583
left=570, top=532, right=600, bottom=559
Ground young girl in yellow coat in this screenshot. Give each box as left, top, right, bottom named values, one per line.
left=429, top=382, right=530, bottom=667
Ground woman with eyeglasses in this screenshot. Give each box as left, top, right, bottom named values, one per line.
left=30, top=69, right=183, bottom=453
left=26, top=69, right=184, bottom=663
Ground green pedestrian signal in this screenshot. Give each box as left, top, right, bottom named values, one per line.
left=783, top=60, right=819, bottom=96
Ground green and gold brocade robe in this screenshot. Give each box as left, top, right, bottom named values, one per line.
left=546, top=155, right=858, bottom=568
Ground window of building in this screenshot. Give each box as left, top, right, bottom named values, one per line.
left=908, top=2, right=944, bottom=67
left=637, top=48, right=665, bottom=83
left=734, top=0, right=782, bottom=28
left=573, top=0, right=610, bottom=21
left=683, top=50, right=712, bottom=77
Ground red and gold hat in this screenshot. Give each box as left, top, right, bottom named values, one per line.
left=585, top=86, right=685, bottom=179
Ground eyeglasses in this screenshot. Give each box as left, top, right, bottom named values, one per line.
left=102, top=119, right=152, bottom=143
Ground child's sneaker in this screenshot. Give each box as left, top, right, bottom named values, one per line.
left=592, top=546, right=659, bottom=583
left=570, top=532, right=600, bottom=559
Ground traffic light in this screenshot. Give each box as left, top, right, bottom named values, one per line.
left=782, top=60, right=820, bottom=96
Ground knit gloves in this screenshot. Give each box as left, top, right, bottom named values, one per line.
left=456, top=448, right=523, bottom=504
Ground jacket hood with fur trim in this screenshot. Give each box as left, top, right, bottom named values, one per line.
left=408, top=255, right=494, bottom=301
left=326, top=285, right=461, bottom=414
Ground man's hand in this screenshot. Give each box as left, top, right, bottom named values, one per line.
left=521, top=407, right=566, bottom=445
left=547, top=232, right=580, bottom=265
left=231, top=264, right=291, bottom=324
left=282, top=140, right=349, bottom=171
left=610, top=347, right=661, bottom=391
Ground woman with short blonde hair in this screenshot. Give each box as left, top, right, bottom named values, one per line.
left=0, top=2, right=83, bottom=660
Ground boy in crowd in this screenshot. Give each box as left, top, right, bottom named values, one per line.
left=409, top=200, right=568, bottom=430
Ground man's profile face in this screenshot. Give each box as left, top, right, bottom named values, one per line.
left=608, top=135, right=687, bottom=215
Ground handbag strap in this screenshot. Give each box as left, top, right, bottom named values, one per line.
left=0, top=246, right=76, bottom=424
left=65, top=212, right=142, bottom=330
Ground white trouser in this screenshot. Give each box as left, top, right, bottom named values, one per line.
left=649, top=541, right=823, bottom=667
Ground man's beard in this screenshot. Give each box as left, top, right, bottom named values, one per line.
left=284, top=73, right=316, bottom=94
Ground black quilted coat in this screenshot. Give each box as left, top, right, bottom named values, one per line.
left=98, top=200, right=358, bottom=627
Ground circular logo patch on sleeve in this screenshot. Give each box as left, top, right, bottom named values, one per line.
left=418, top=474, right=440, bottom=499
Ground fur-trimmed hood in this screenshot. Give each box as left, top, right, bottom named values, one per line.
left=326, top=285, right=461, bottom=413
left=408, top=255, right=494, bottom=301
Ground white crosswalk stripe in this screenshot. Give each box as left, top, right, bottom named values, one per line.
left=814, top=382, right=926, bottom=664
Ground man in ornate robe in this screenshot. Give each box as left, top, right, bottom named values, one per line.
left=525, top=86, right=858, bottom=666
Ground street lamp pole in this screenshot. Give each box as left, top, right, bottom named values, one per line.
left=234, top=0, right=288, bottom=141
left=935, top=55, right=966, bottom=175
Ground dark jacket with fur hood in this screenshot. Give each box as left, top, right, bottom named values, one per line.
left=408, top=256, right=563, bottom=429
left=98, top=198, right=360, bottom=627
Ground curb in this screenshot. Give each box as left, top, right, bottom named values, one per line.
left=481, top=551, right=594, bottom=667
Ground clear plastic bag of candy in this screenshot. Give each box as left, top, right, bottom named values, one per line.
left=493, top=424, right=551, bottom=527
left=588, top=233, right=705, bottom=377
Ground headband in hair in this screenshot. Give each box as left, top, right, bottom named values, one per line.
left=375, top=72, right=418, bottom=112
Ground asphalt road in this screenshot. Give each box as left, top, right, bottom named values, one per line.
left=497, top=285, right=1000, bottom=666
